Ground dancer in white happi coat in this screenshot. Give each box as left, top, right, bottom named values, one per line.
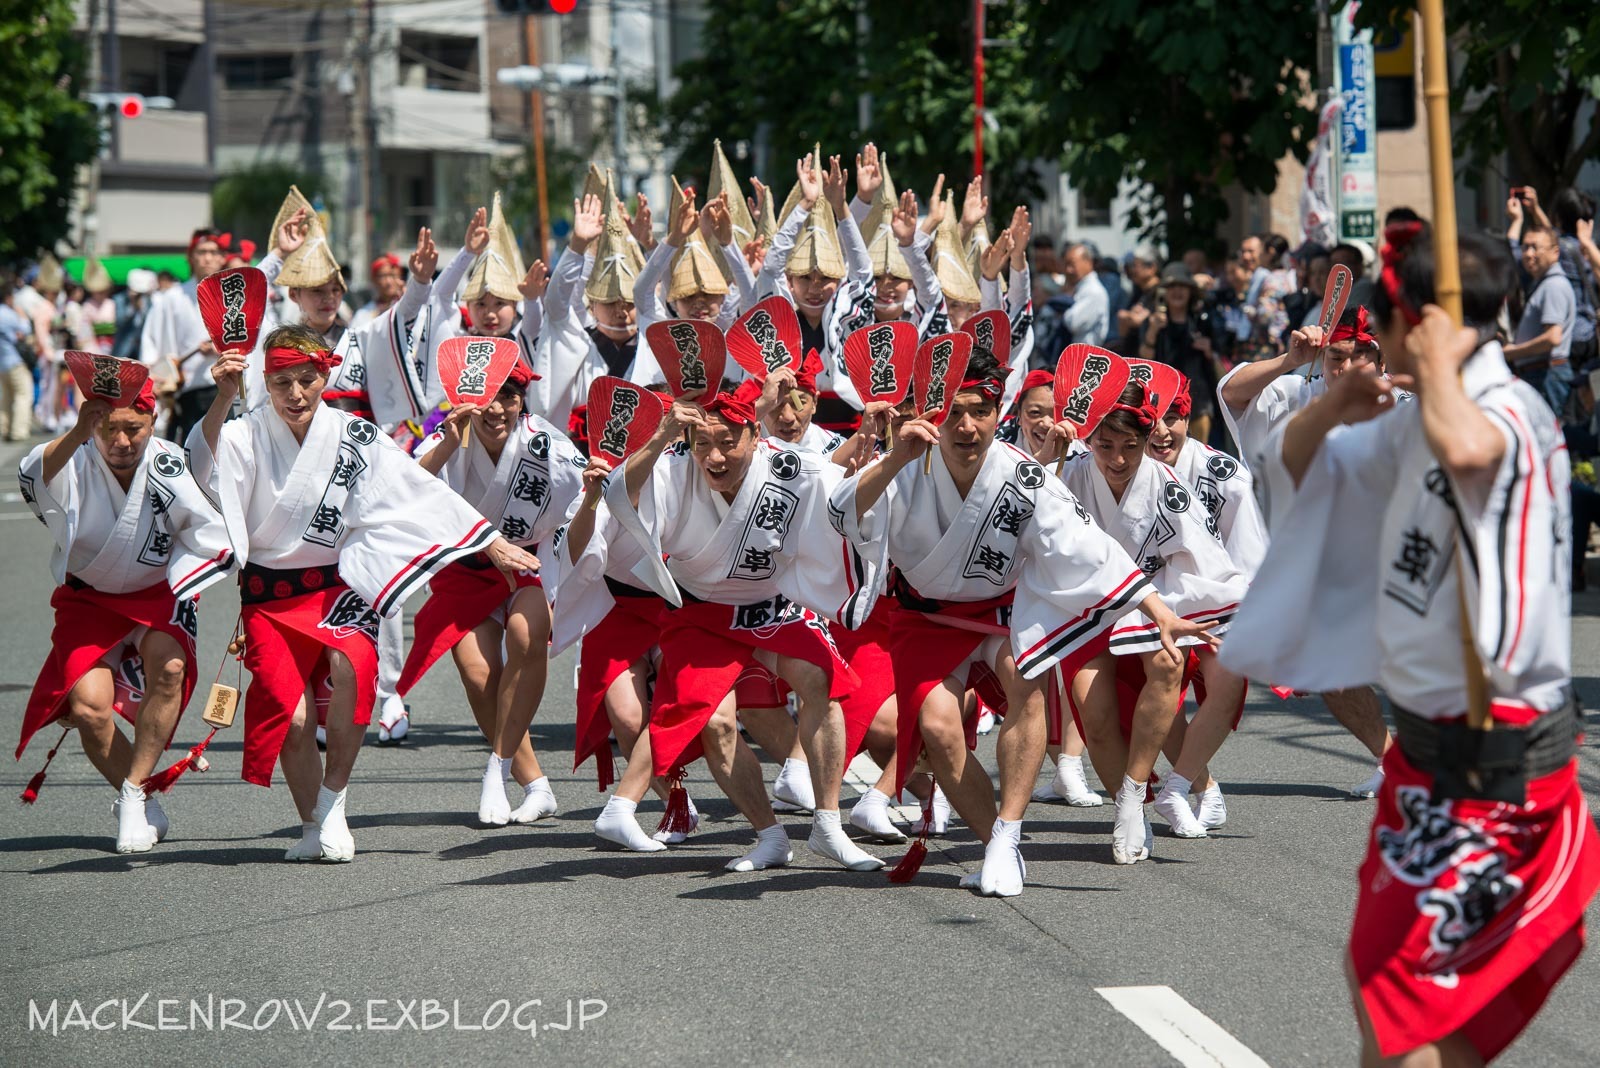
left=1060, top=377, right=1248, bottom=859
left=606, top=382, right=886, bottom=874
left=1222, top=232, right=1599, bottom=1067
left=399, top=363, right=584, bottom=825
left=833, top=350, right=1213, bottom=894
left=1216, top=303, right=1396, bottom=794
left=189, top=326, right=536, bottom=862
left=17, top=383, right=235, bottom=853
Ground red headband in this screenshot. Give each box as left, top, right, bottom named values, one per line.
left=1328, top=304, right=1380, bottom=347
left=567, top=404, right=588, bottom=441
left=131, top=380, right=157, bottom=415
left=1020, top=370, right=1054, bottom=395
left=705, top=390, right=758, bottom=426
left=956, top=376, right=1004, bottom=403
left=1170, top=375, right=1192, bottom=418
left=264, top=345, right=342, bottom=375
left=793, top=348, right=824, bottom=395
left=1379, top=222, right=1425, bottom=327
left=371, top=253, right=403, bottom=276
left=507, top=359, right=537, bottom=388
left=1109, top=382, right=1158, bottom=433
left=189, top=231, right=232, bottom=254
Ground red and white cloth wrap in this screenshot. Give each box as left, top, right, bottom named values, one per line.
left=18, top=579, right=197, bottom=762
left=1350, top=739, right=1599, bottom=1061
left=648, top=595, right=859, bottom=778
left=397, top=554, right=543, bottom=696
left=572, top=586, right=668, bottom=790
left=237, top=564, right=380, bottom=786
left=832, top=439, right=1151, bottom=684
left=1061, top=453, right=1245, bottom=655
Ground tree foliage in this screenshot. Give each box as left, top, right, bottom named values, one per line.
left=1354, top=0, right=1600, bottom=200
left=212, top=163, right=328, bottom=246
left=0, top=1, right=101, bottom=264
left=664, top=0, right=1319, bottom=252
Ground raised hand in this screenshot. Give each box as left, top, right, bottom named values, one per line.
left=276, top=207, right=309, bottom=258
left=629, top=192, right=654, bottom=252
left=959, top=177, right=989, bottom=238
left=1287, top=324, right=1326, bottom=367
left=823, top=154, right=849, bottom=217
left=742, top=236, right=768, bottom=275
left=855, top=143, right=882, bottom=203
left=1007, top=206, right=1031, bottom=270
left=211, top=352, right=248, bottom=402
left=797, top=155, right=822, bottom=211
left=701, top=193, right=734, bottom=247
left=571, top=193, right=605, bottom=252
left=463, top=207, right=490, bottom=255
left=980, top=230, right=1013, bottom=280
left=668, top=188, right=699, bottom=247
left=409, top=226, right=438, bottom=280
left=891, top=190, right=919, bottom=247
left=519, top=260, right=550, bottom=301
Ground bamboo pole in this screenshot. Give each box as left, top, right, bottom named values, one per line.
left=1418, top=0, right=1489, bottom=731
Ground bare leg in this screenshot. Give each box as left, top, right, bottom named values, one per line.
left=1324, top=687, right=1392, bottom=759
left=1170, top=650, right=1248, bottom=782
left=992, top=653, right=1047, bottom=822
left=738, top=706, right=796, bottom=764
left=608, top=663, right=670, bottom=805
left=492, top=589, right=551, bottom=779
left=64, top=666, right=132, bottom=788
left=919, top=676, right=997, bottom=844
left=699, top=692, right=777, bottom=830
left=1127, top=650, right=1183, bottom=783
left=320, top=651, right=364, bottom=792
left=1346, top=952, right=1483, bottom=1068
left=128, top=630, right=188, bottom=785
left=280, top=687, right=323, bottom=822
left=780, top=656, right=844, bottom=811
left=1071, top=654, right=1128, bottom=791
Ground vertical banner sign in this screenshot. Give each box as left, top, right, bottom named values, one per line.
left=1335, top=3, right=1379, bottom=242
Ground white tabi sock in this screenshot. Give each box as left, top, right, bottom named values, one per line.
left=114, top=780, right=157, bottom=855
left=726, top=824, right=793, bottom=872
left=1112, top=776, right=1150, bottom=865
left=1154, top=773, right=1208, bottom=839
left=314, top=785, right=354, bottom=862
left=478, top=755, right=511, bottom=826
left=509, top=776, right=558, bottom=824
left=594, top=795, right=666, bottom=852
left=772, top=757, right=816, bottom=812
left=848, top=788, right=906, bottom=843
left=284, top=820, right=322, bottom=861
left=145, top=794, right=169, bottom=841
left=808, top=809, right=886, bottom=871
left=977, top=818, right=1026, bottom=897
left=1056, top=753, right=1103, bottom=807
left=1195, top=782, right=1227, bottom=828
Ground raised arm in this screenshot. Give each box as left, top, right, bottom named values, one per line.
left=1219, top=325, right=1323, bottom=412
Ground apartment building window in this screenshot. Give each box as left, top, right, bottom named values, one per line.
left=222, top=54, right=294, bottom=91
left=1077, top=190, right=1112, bottom=228
left=123, top=42, right=199, bottom=102
left=398, top=32, right=480, bottom=92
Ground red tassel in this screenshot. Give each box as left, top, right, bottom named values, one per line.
left=143, top=727, right=218, bottom=797
left=596, top=750, right=616, bottom=793
left=1270, top=685, right=1296, bottom=700
left=19, top=726, right=70, bottom=805
left=655, top=774, right=692, bottom=835
left=887, top=839, right=928, bottom=883
left=887, top=788, right=936, bottom=883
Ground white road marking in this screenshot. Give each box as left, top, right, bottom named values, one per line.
left=1097, top=986, right=1271, bottom=1068
left=0, top=492, right=22, bottom=503
left=844, top=753, right=921, bottom=820
left=0, top=511, right=39, bottom=520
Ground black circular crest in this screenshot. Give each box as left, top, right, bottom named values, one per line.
left=1206, top=454, right=1239, bottom=481
left=770, top=451, right=801, bottom=480
left=1016, top=461, right=1045, bottom=489
left=1162, top=481, right=1191, bottom=513
left=152, top=452, right=184, bottom=478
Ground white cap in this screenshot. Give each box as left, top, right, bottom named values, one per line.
left=125, top=268, right=158, bottom=295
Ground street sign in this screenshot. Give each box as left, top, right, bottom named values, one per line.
left=1334, top=4, right=1379, bottom=242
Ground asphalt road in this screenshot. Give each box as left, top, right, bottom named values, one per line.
left=2, top=435, right=1598, bottom=1067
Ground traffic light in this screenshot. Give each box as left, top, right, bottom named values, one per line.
left=85, top=92, right=173, bottom=116
left=494, top=0, right=578, bottom=13
left=119, top=96, right=144, bottom=119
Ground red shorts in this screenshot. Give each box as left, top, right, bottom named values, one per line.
left=397, top=554, right=541, bottom=695
left=1350, top=744, right=1600, bottom=1060
left=649, top=598, right=857, bottom=778
left=572, top=593, right=667, bottom=790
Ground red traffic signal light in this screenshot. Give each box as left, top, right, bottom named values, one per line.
left=119, top=96, right=144, bottom=119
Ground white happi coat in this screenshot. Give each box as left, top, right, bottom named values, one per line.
left=1061, top=453, right=1247, bottom=655
left=1169, top=438, right=1269, bottom=576
left=1216, top=364, right=1328, bottom=462
left=769, top=422, right=844, bottom=456
left=1222, top=342, right=1570, bottom=719
left=832, top=441, right=1152, bottom=679
left=605, top=439, right=877, bottom=627
left=415, top=413, right=584, bottom=553
left=20, top=438, right=235, bottom=599
left=187, top=403, right=498, bottom=617
left=545, top=491, right=657, bottom=656
left=759, top=205, right=876, bottom=410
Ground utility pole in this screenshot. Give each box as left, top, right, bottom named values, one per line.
left=81, top=0, right=103, bottom=255
left=972, top=0, right=984, bottom=180
left=524, top=14, right=551, bottom=261
left=611, top=0, right=627, bottom=199
left=351, top=0, right=375, bottom=290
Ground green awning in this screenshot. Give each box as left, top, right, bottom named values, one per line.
left=63, top=255, right=192, bottom=285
